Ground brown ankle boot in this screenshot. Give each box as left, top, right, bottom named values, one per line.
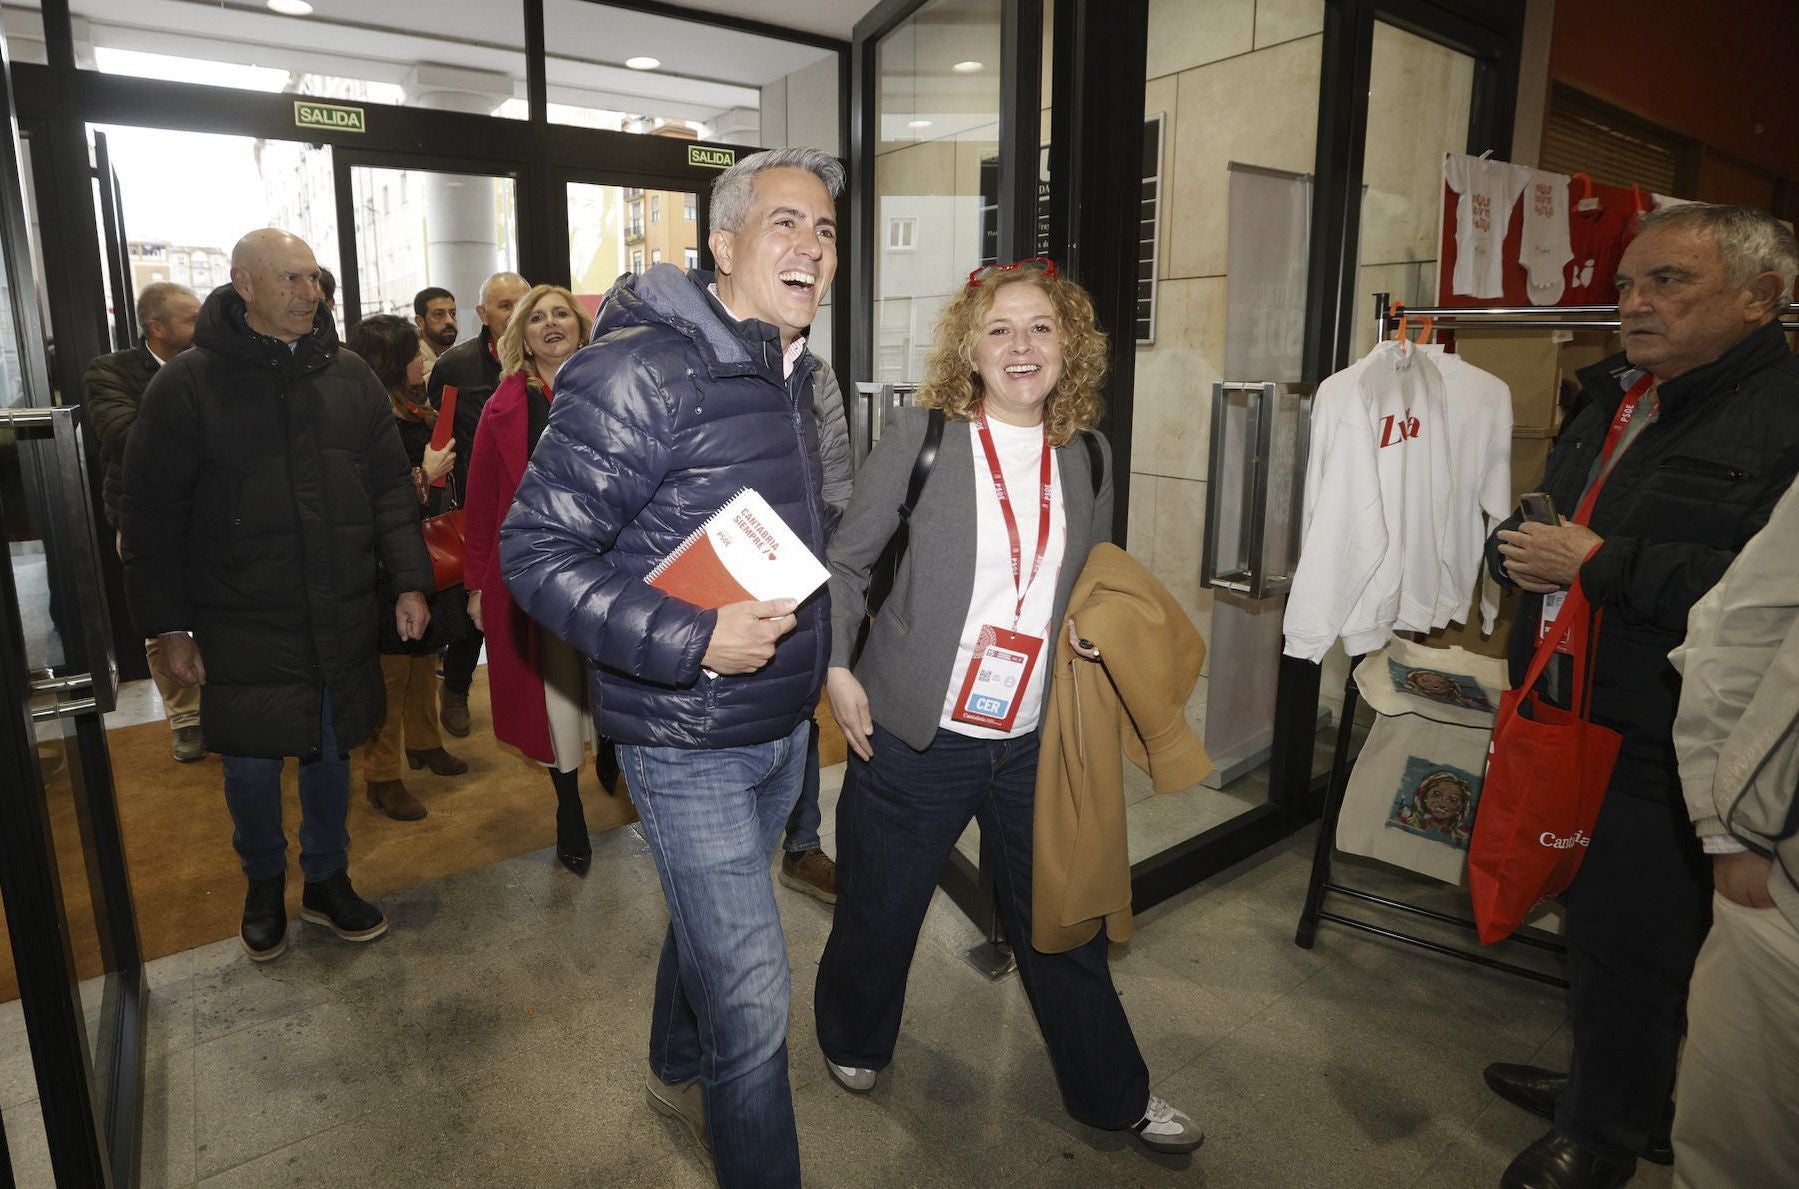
left=367, top=779, right=427, bottom=821
left=406, top=746, right=469, bottom=776
left=439, top=689, right=471, bottom=737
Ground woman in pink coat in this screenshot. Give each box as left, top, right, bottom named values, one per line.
left=462, top=284, right=616, bottom=874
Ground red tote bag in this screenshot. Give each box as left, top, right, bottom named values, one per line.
left=1467, top=578, right=1622, bottom=944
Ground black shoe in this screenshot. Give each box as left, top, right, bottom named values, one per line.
left=551, top=768, right=591, bottom=875
left=1484, top=1063, right=1673, bottom=1165
left=596, top=741, right=622, bottom=796
left=1502, top=1129, right=1634, bottom=1189
left=240, top=873, right=288, bottom=961
left=299, top=870, right=388, bottom=942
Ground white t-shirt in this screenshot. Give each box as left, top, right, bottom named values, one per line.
left=1284, top=340, right=1452, bottom=661
left=1519, top=169, right=1573, bottom=305
left=1444, top=154, right=1530, bottom=299
left=1419, top=346, right=1513, bottom=633
left=941, top=417, right=1067, bottom=738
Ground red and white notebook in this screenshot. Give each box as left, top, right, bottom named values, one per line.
left=644, top=488, right=828, bottom=610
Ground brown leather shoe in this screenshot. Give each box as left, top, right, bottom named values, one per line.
left=367, top=779, right=427, bottom=821
left=439, top=689, right=470, bottom=737
left=779, top=848, right=837, bottom=904
left=406, top=746, right=469, bottom=776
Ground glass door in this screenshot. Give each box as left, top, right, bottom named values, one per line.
left=0, top=51, right=145, bottom=1188
left=565, top=173, right=706, bottom=318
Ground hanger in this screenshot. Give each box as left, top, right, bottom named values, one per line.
left=1572, top=171, right=1601, bottom=214
left=1390, top=303, right=1434, bottom=354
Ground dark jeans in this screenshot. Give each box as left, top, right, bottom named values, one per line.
left=219, top=691, right=350, bottom=882
left=815, top=723, right=1149, bottom=1130
left=441, top=625, right=483, bottom=697
left=619, top=719, right=809, bottom=1189
left=782, top=717, right=822, bottom=854
left=1556, top=787, right=1712, bottom=1161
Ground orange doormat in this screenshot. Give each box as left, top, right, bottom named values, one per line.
left=3, top=669, right=845, bottom=1002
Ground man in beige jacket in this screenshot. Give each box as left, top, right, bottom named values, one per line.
left=1669, top=477, right=1799, bottom=1189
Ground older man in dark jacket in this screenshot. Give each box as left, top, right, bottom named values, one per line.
left=501, top=148, right=840, bottom=1187
left=85, top=280, right=204, bottom=761
left=122, top=229, right=434, bottom=963
left=1482, top=204, right=1799, bottom=1189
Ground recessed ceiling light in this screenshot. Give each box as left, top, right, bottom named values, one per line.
left=266, top=0, right=313, bottom=15
left=952, top=60, right=983, bottom=73
left=625, top=56, right=661, bottom=71
left=907, top=119, right=932, bottom=129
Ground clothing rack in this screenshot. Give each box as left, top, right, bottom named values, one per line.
left=1295, top=294, right=1799, bottom=986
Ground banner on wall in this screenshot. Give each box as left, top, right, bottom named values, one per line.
left=1438, top=152, right=1676, bottom=308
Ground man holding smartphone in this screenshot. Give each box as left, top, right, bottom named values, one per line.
left=1482, top=204, right=1799, bottom=1189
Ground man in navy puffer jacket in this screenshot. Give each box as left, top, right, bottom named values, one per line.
left=500, top=147, right=840, bottom=1187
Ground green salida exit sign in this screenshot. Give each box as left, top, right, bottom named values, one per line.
left=294, top=101, right=366, bottom=134
left=688, top=145, right=736, bottom=170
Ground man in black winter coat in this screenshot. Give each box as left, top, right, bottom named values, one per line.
left=1482, top=204, right=1799, bottom=1189
left=85, top=280, right=203, bottom=762
left=121, top=229, right=435, bottom=963
left=425, top=269, right=528, bottom=736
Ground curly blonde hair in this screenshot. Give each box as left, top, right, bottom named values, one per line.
left=497, top=284, right=593, bottom=391
left=915, top=269, right=1108, bottom=446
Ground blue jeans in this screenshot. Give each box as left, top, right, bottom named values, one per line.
left=815, top=724, right=1150, bottom=1130
left=618, top=718, right=809, bottom=1189
left=782, top=718, right=823, bottom=854
left=220, top=692, right=350, bottom=883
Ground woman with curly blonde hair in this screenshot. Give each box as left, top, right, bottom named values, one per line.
left=814, top=260, right=1203, bottom=1156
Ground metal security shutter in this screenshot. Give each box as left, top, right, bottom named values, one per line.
left=1540, top=84, right=1688, bottom=195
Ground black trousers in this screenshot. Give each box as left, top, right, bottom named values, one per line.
left=442, top=625, right=483, bottom=697
left=1555, top=785, right=1712, bottom=1161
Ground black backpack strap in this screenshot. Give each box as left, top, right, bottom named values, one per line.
left=866, top=409, right=943, bottom=617
left=1081, top=429, right=1103, bottom=497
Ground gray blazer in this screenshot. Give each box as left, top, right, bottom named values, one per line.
left=827, top=404, right=1115, bottom=751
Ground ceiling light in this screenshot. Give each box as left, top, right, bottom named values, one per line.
left=907, top=119, right=932, bottom=129
left=625, top=56, right=661, bottom=71
left=266, top=0, right=313, bottom=15
left=952, top=60, right=983, bottom=73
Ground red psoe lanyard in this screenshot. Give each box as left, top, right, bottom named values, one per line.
left=1573, top=373, right=1656, bottom=525
left=973, top=407, right=1054, bottom=628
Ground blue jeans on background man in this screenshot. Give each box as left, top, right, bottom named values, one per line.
left=783, top=718, right=823, bottom=854
left=220, top=692, right=350, bottom=882
left=619, top=718, right=810, bottom=1188
left=815, top=723, right=1150, bottom=1130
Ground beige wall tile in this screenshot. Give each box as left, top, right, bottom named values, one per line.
left=1166, top=36, right=1323, bottom=280
left=1147, top=0, right=1255, bottom=81
left=1148, top=474, right=1215, bottom=638
left=786, top=56, right=842, bottom=156
left=1126, top=466, right=1159, bottom=559
left=1254, top=0, right=1325, bottom=47
left=1131, top=276, right=1226, bottom=482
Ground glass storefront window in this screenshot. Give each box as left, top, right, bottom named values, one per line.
left=348, top=165, right=519, bottom=329
left=567, top=179, right=697, bottom=307
left=542, top=1, right=839, bottom=150
left=871, top=0, right=1002, bottom=384
left=72, top=0, right=529, bottom=120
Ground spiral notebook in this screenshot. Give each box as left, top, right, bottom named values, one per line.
left=644, top=487, right=828, bottom=610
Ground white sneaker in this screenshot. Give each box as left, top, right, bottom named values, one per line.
left=825, top=1056, right=877, bottom=1093
left=1134, top=1094, right=1204, bottom=1154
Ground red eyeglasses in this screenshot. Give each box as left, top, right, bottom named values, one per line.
left=966, top=257, right=1058, bottom=287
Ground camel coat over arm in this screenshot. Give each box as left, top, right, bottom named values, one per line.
left=1033, top=543, right=1212, bottom=953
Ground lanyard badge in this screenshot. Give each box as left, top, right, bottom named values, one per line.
left=951, top=409, right=1055, bottom=731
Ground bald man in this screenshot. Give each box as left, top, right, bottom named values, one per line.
left=426, top=269, right=529, bottom=735
left=121, top=228, right=435, bottom=962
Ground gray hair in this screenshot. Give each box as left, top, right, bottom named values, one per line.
left=708, top=147, right=844, bottom=234
left=479, top=271, right=529, bottom=306
left=1636, top=202, right=1799, bottom=301
left=137, top=281, right=196, bottom=329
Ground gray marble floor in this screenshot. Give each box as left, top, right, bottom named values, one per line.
left=3, top=819, right=1674, bottom=1188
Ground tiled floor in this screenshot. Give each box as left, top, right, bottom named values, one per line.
left=3, top=790, right=1675, bottom=1187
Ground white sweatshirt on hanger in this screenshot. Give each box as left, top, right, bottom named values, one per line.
left=1418, top=345, right=1514, bottom=633
left=1284, top=340, right=1453, bottom=662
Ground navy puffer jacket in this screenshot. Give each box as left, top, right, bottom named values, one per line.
left=499, top=265, right=830, bottom=749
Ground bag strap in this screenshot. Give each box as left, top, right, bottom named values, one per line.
left=880, top=410, right=942, bottom=575
left=1081, top=429, right=1103, bottom=497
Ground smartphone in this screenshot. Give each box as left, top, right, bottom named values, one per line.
left=1520, top=491, right=1558, bottom=525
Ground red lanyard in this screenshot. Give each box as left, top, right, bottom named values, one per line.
left=973, top=407, right=1054, bottom=625
left=1573, top=373, right=1655, bottom=525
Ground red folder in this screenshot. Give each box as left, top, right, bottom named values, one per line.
left=430, top=385, right=457, bottom=488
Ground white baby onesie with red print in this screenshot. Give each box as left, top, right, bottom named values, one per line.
left=1444, top=154, right=1531, bottom=299
left=1519, top=169, right=1573, bottom=305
